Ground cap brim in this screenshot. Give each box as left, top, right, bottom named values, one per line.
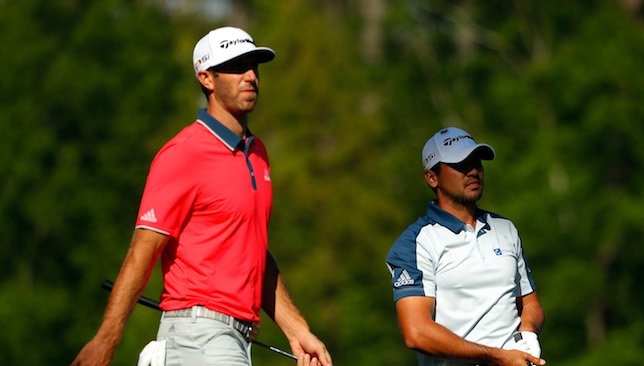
left=251, top=47, right=276, bottom=63
left=211, top=48, right=275, bottom=70
left=442, top=144, right=495, bottom=164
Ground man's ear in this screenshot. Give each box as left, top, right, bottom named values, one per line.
left=424, top=170, right=438, bottom=189
left=197, top=70, right=216, bottom=92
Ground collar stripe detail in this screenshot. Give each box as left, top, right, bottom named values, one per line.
left=425, top=201, right=491, bottom=234
left=196, top=108, right=245, bottom=151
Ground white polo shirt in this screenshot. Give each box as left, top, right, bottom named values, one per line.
left=386, top=201, right=536, bottom=366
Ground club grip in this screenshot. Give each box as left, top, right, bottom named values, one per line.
left=101, top=279, right=115, bottom=291
left=100, top=279, right=161, bottom=311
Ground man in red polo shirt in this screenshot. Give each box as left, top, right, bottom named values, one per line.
left=72, top=27, right=332, bottom=366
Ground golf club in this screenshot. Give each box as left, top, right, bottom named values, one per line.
left=100, top=279, right=298, bottom=361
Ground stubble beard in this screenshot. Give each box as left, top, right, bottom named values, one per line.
left=447, top=184, right=484, bottom=206
left=453, top=191, right=482, bottom=205
left=217, top=89, right=257, bottom=116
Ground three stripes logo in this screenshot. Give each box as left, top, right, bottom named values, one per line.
left=140, top=209, right=158, bottom=223
left=394, top=269, right=415, bottom=287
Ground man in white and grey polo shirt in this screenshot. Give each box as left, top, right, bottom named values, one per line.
left=386, top=127, right=546, bottom=366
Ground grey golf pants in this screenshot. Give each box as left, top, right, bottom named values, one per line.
left=157, top=312, right=252, bottom=365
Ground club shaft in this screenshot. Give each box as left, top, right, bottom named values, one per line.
left=253, top=340, right=299, bottom=360
left=100, top=279, right=297, bottom=361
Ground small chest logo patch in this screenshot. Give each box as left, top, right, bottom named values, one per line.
left=493, top=248, right=503, bottom=256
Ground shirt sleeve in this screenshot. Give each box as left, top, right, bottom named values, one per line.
left=386, top=224, right=433, bottom=302
left=515, top=231, right=537, bottom=296
left=135, top=143, right=199, bottom=238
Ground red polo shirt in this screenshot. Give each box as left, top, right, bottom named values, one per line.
left=135, top=109, right=272, bottom=322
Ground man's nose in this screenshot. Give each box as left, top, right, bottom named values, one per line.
left=243, top=67, right=258, bottom=81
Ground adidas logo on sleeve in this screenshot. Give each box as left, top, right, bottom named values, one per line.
left=394, top=269, right=415, bottom=287
left=140, top=209, right=158, bottom=223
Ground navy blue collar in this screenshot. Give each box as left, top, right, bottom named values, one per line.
left=196, top=108, right=253, bottom=151
left=426, top=200, right=489, bottom=234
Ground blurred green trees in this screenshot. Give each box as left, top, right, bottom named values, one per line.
left=0, top=0, right=193, bottom=363
left=1, top=0, right=642, bottom=364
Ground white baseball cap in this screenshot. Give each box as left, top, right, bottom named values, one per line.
left=422, top=127, right=495, bottom=170
left=192, top=26, right=275, bottom=76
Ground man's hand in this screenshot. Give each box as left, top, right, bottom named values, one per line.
left=519, top=331, right=541, bottom=358
left=502, top=334, right=531, bottom=354
left=289, top=331, right=333, bottom=366
left=494, top=349, right=546, bottom=366
left=297, top=353, right=314, bottom=366
left=503, top=331, right=542, bottom=360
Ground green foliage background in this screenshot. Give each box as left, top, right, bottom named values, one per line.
left=1, top=0, right=642, bottom=364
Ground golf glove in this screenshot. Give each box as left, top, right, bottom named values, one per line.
left=137, top=340, right=166, bottom=366
left=502, top=332, right=531, bottom=354
left=519, top=331, right=541, bottom=358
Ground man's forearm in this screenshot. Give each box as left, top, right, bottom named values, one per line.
left=72, top=229, right=168, bottom=366
left=518, top=292, right=545, bottom=334
left=396, top=297, right=507, bottom=364
left=94, top=277, right=145, bottom=346
left=402, top=316, right=503, bottom=363
left=262, top=252, right=310, bottom=339
left=96, top=253, right=156, bottom=343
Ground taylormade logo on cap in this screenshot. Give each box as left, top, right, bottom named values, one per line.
left=219, top=38, right=255, bottom=48
left=443, top=134, right=475, bottom=146
left=192, top=26, right=275, bottom=76
left=422, top=127, right=495, bottom=170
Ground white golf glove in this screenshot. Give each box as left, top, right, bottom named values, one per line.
left=502, top=332, right=531, bottom=354
left=137, top=340, right=166, bottom=366
left=519, top=331, right=541, bottom=358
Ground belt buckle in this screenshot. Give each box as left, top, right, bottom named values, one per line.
left=243, top=322, right=259, bottom=341
left=243, top=324, right=252, bottom=341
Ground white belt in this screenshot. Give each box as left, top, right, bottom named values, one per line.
left=163, top=306, right=257, bottom=340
